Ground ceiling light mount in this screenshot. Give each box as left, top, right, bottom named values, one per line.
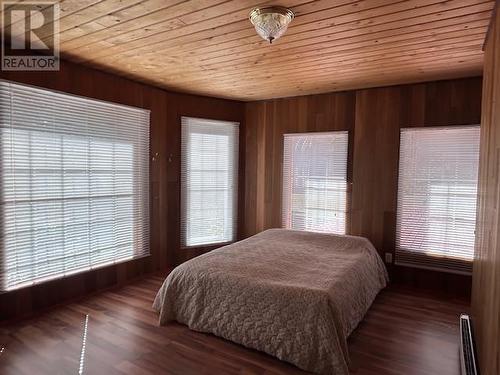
left=249, top=6, right=294, bottom=44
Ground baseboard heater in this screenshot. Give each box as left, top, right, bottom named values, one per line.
left=460, top=314, right=479, bottom=375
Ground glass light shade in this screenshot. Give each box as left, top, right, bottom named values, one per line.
left=249, top=7, right=294, bottom=44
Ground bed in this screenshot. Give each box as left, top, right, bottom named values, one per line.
left=153, top=229, right=388, bottom=374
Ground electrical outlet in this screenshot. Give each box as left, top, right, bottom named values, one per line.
left=385, top=252, right=393, bottom=264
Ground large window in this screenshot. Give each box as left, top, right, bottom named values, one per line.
left=395, top=126, right=480, bottom=274
left=282, top=131, right=348, bottom=234
left=0, top=81, right=150, bottom=291
left=181, top=117, right=239, bottom=247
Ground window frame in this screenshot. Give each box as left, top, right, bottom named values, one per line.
left=180, top=116, right=239, bottom=249
left=281, top=130, right=349, bottom=235
left=0, top=79, right=151, bottom=292
left=394, top=125, right=480, bottom=275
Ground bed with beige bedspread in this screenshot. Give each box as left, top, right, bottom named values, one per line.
left=153, top=229, right=388, bottom=375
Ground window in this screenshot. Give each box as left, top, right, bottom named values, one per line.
left=395, top=126, right=480, bottom=274
left=0, top=81, right=150, bottom=291
left=181, top=117, right=239, bottom=247
left=282, top=131, right=348, bottom=234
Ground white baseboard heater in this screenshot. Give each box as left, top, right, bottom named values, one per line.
left=460, top=314, right=479, bottom=375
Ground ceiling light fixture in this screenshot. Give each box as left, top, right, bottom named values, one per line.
left=249, top=6, right=294, bottom=44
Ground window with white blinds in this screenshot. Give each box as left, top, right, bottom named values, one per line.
left=0, top=80, right=150, bottom=291
left=181, top=117, right=239, bottom=247
left=282, top=131, right=348, bottom=234
left=395, top=126, right=480, bottom=274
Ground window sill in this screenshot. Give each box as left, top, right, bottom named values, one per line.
left=394, top=250, right=473, bottom=275
left=1, top=253, right=151, bottom=293
left=181, top=241, right=234, bottom=252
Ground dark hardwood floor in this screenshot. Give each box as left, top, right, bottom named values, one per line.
left=0, top=274, right=468, bottom=375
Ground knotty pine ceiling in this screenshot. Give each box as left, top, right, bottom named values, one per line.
left=2, top=0, right=496, bottom=100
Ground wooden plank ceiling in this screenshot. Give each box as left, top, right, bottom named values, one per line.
left=2, top=0, right=496, bottom=100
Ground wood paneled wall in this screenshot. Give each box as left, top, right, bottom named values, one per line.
left=244, top=92, right=356, bottom=234
left=0, top=61, right=244, bottom=320
left=472, top=4, right=500, bottom=374
left=163, top=92, right=245, bottom=266
left=244, top=77, right=482, bottom=295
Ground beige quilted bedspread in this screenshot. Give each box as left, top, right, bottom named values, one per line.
left=153, top=229, right=388, bottom=374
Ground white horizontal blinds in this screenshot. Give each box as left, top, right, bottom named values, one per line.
left=0, top=80, right=150, bottom=291
left=395, top=126, right=480, bottom=274
left=282, top=131, right=348, bottom=234
left=181, top=117, right=239, bottom=247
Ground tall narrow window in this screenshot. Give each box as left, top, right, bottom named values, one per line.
left=395, top=126, right=480, bottom=274
left=181, top=117, right=239, bottom=247
left=0, top=80, right=150, bottom=291
left=282, top=131, right=348, bottom=234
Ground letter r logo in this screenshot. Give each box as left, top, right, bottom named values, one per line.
left=10, top=9, right=50, bottom=50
